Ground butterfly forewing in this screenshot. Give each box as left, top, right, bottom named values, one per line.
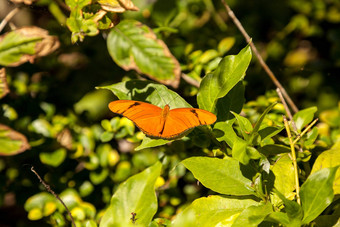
left=108, top=100, right=217, bottom=139
left=108, top=100, right=164, bottom=137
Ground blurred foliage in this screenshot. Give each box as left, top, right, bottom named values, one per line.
left=0, top=0, right=340, bottom=226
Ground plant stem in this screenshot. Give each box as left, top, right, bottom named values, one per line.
left=293, top=118, right=319, bottom=145
left=30, top=166, right=76, bottom=227
left=181, top=73, right=200, bottom=88
left=220, top=0, right=299, bottom=113
left=276, top=88, right=297, bottom=131
left=283, top=116, right=300, bottom=204
left=0, top=7, right=20, bottom=33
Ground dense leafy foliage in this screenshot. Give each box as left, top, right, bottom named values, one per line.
left=1, top=0, right=340, bottom=226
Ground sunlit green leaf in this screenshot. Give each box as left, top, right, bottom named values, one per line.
left=232, top=202, right=272, bottom=227
left=231, top=111, right=253, bottom=140
left=300, top=166, right=339, bottom=224
left=232, top=137, right=250, bottom=165
left=182, top=157, right=255, bottom=195
left=171, top=195, right=258, bottom=227
left=39, top=148, right=67, bottom=167
left=310, top=143, right=340, bottom=194
left=99, top=80, right=191, bottom=109
left=271, top=154, right=295, bottom=205
left=293, top=106, right=317, bottom=132
left=213, top=121, right=238, bottom=147
left=100, top=162, right=162, bottom=227
left=197, top=44, right=251, bottom=113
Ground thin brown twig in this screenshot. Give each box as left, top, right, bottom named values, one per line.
left=220, top=0, right=299, bottom=113
left=276, top=88, right=297, bottom=131
left=30, top=166, right=76, bottom=227
left=0, top=7, right=20, bottom=33
left=181, top=73, right=200, bottom=88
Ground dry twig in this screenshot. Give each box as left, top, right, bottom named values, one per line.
left=220, top=0, right=299, bottom=113
left=0, top=7, right=20, bottom=33
left=30, top=166, right=76, bottom=227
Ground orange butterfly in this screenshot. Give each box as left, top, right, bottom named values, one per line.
left=108, top=100, right=217, bottom=139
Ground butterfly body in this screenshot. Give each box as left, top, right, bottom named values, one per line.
left=108, top=100, right=217, bottom=139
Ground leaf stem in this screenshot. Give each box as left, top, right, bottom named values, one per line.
left=283, top=116, right=300, bottom=204
left=293, top=118, right=319, bottom=145
left=0, top=7, right=20, bottom=33
left=220, top=0, right=299, bottom=114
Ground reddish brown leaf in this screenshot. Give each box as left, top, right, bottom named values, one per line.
left=0, top=124, right=30, bottom=156
left=98, top=0, right=139, bottom=13
left=0, top=26, right=60, bottom=67
left=0, top=68, right=9, bottom=99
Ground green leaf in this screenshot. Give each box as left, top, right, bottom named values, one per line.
left=218, top=37, right=235, bottom=55
left=232, top=202, right=273, bottom=227
left=107, top=20, right=180, bottom=87
left=74, top=89, right=112, bottom=120
left=100, top=162, right=162, bottom=227
left=89, top=169, right=109, bottom=185
left=258, top=126, right=284, bottom=142
left=135, top=137, right=170, bottom=151
left=215, top=82, right=245, bottom=121
left=300, top=166, right=339, bottom=224
left=319, top=109, right=340, bottom=127
left=258, top=144, right=290, bottom=156
left=100, top=131, right=114, bottom=142
left=182, top=157, right=255, bottom=195
left=310, top=144, right=340, bottom=194
left=0, top=124, right=30, bottom=156
left=98, top=80, right=191, bottom=109
left=39, top=148, right=67, bottom=167
left=314, top=205, right=340, bottom=227
left=65, top=0, right=98, bottom=42
left=171, top=195, right=258, bottom=227
left=197, top=44, right=251, bottom=113
left=293, top=106, right=317, bottom=132
left=266, top=212, right=290, bottom=226
left=271, top=154, right=295, bottom=205
left=273, top=189, right=303, bottom=222
left=250, top=102, right=277, bottom=139
left=304, top=127, right=318, bottom=147
left=65, top=0, right=91, bottom=8
left=231, top=111, right=253, bottom=140
left=232, top=137, right=250, bottom=165
left=213, top=121, right=238, bottom=147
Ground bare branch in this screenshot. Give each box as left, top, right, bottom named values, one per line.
left=0, top=7, right=20, bottom=33
left=276, top=88, right=297, bottom=131
left=181, top=73, right=200, bottom=88
left=220, top=0, right=299, bottom=113
left=30, top=166, right=76, bottom=227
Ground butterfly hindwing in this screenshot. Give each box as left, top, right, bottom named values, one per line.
left=108, top=100, right=216, bottom=139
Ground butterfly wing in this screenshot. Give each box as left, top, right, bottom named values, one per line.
left=108, top=100, right=164, bottom=137
left=159, top=108, right=217, bottom=139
